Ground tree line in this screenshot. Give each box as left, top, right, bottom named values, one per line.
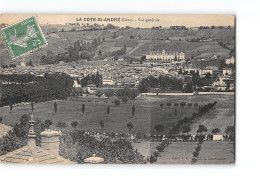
left=40, top=38, right=100, bottom=64
left=138, top=75, right=183, bottom=93
left=80, top=72, right=102, bottom=87
left=0, top=73, right=74, bottom=106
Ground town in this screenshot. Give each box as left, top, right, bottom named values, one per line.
left=0, top=50, right=235, bottom=93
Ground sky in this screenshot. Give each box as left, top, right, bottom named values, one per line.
left=0, top=14, right=235, bottom=28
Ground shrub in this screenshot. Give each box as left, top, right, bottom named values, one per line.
left=122, top=96, right=128, bottom=104
left=193, top=103, right=198, bottom=108
left=160, top=103, right=164, bottom=108
left=180, top=102, right=186, bottom=108
left=211, top=128, right=220, bottom=134
left=156, top=145, right=164, bottom=152
left=114, top=99, right=121, bottom=106
left=147, top=154, right=157, bottom=163
left=193, top=151, right=199, bottom=157
left=60, top=131, right=146, bottom=164
left=195, top=146, right=201, bottom=152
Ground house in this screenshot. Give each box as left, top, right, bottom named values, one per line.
left=222, top=68, right=232, bottom=75
left=199, top=68, right=213, bottom=75
left=116, top=78, right=137, bottom=87
left=213, top=135, right=224, bottom=141
left=83, top=84, right=97, bottom=94
left=0, top=114, right=74, bottom=164
left=199, top=66, right=218, bottom=75
left=146, top=49, right=185, bottom=62
left=73, top=80, right=81, bottom=88
left=213, top=76, right=235, bottom=91
left=184, top=67, right=198, bottom=74
left=102, top=78, right=114, bottom=86
left=225, top=56, right=235, bottom=65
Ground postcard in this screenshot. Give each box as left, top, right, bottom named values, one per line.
left=0, top=15, right=235, bottom=164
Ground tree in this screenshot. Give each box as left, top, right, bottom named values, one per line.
left=136, top=132, right=142, bottom=141
left=193, top=151, right=199, bottom=158
left=197, top=125, right=208, bottom=134
left=132, top=105, right=136, bottom=116
left=56, top=121, right=67, bottom=131
left=82, top=104, right=85, bottom=115
left=54, top=102, right=57, bottom=114
left=182, top=125, right=191, bottom=134
left=183, top=82, right=193, bottom=93
left=122, top=96, right=128, bottom=104
left=174, top=103, right=179, bottom=108
left=154, top=124, right=165, bottom=135
left=167, top=103, right=171, bottom=108
left=98, top=50, right=102, bottom=56
left=122, top=44, right=127, bottom=53
left=95, top=89, right=103, bottom=98
left=107, top=105, right=110, bottom=115
left=28, top=59, right=33, bottom=66
left=114, top=99, right=121, bottom=106
left=160, top=103, right=164, bottom=108
left=129, top=89, right=139, bottom=99
left=104, top=89, right=114, bottom=99
left=180, top=102, right=186, bottom=108
left=31, top=102, right=34, bottom=112
left=147, top=154, right=157, bottom=164
left=44, top=120, right=53, bottom=129
left=211, top=128, right=220, bottom=134
left=99, top=120, right=104, bottom=131
left=194, top=103, right=198, bottom=108
left=127, top=122, right=133, bottom=134
left=187, top=103, right=192, bottom=108
left=225, top=126, right=235, bottom=141
left=178, top=67, right=183, bottom=75
left=71, top=121, right=78, bottom=129
left=9, top=103, right=13, bottom=111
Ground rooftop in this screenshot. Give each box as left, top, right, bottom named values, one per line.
left=0, top=145, right=74, bottom=164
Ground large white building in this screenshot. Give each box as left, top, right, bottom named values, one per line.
left=146, top=49, right=185, bottom=62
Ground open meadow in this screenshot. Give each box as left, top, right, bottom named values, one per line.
left=0, top=94, right=234, bottom=136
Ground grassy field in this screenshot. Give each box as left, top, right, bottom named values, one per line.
left=132, top=141, right=234, bottom=164
left=0, top=94, right=234, bottom=136
left=190, top=95, right=235, bottom=134
left=97, top=41, right=122, bottom=52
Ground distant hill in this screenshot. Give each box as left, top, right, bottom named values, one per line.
left=0, top=25, right=235, bottom=66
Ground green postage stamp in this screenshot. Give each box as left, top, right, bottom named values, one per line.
left=0, top=16, right=47, bottom=59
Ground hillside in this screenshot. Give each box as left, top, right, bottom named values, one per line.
left=0, top=25, right=235, bottom=66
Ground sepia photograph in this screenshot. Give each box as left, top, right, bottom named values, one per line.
left=0, top=14, right=235, bottom=164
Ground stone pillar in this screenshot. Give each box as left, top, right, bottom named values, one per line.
left=40, top=129, right=61, bottom=156
left=27, top=114, right=36, bottom=148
